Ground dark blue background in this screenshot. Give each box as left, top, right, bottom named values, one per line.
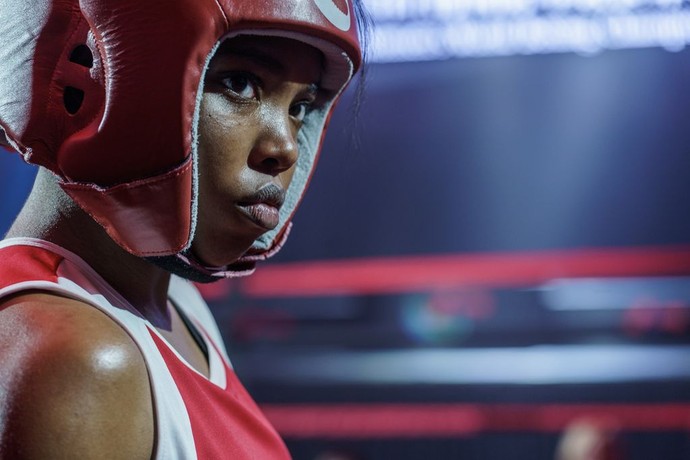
left=276, top=47, right=690, bottom=263
left=0, top=151, right=36, bottom=235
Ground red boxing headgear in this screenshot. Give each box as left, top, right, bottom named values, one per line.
left=0, top=0, right=361, bottom=279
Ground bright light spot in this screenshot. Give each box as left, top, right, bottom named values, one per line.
left=366, top=0, right=690, bottom=61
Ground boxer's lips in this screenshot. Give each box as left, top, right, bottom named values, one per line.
left=236, top=202, right=281, bottom=230
left=236, top=184, right=285, bottom=230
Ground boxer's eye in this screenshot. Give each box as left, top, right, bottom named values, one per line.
left=221, top=73, right=259, bottom=100
left=289, top=101, right=311, bottom=122
left=289, top=84, right=319, bottom=123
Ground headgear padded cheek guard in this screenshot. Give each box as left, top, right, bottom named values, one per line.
left=0, top=0, right=362, bottom=281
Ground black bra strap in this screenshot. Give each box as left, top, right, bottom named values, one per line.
left=172, top=302, right=209, bottom=362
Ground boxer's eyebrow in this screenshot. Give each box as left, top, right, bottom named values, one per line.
left=226, top=46, right=286, bottom=74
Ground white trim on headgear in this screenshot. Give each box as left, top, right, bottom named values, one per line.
left=180, top=28, right=355, bottom=277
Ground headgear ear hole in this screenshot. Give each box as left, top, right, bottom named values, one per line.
left=63, top=86, right=85, bottom=114
left=69, top=44, right=94, bottom=68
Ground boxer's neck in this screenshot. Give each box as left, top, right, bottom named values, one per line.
left=6, top=168, right=173, bottom=328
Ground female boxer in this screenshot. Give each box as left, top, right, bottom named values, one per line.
left=0, top=0, right=367, bottom=458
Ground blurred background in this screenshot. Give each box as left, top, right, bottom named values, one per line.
left=3, top=0, right=690, bottom=458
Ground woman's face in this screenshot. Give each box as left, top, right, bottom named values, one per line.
left=192, top=35, right=324, bottom=267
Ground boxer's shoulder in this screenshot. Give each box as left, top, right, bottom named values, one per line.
left=0, top=292, right=154, bottom=459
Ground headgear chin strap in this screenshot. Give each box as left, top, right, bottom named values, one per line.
left=0, top=0, right=361, bottom=280
left=150, top=223, right=293, bottom=284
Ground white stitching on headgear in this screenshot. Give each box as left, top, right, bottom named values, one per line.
left=186, top=38, right=224, bottom=252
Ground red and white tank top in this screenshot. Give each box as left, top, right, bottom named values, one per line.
left=0, top=237, right=290, bottom=459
